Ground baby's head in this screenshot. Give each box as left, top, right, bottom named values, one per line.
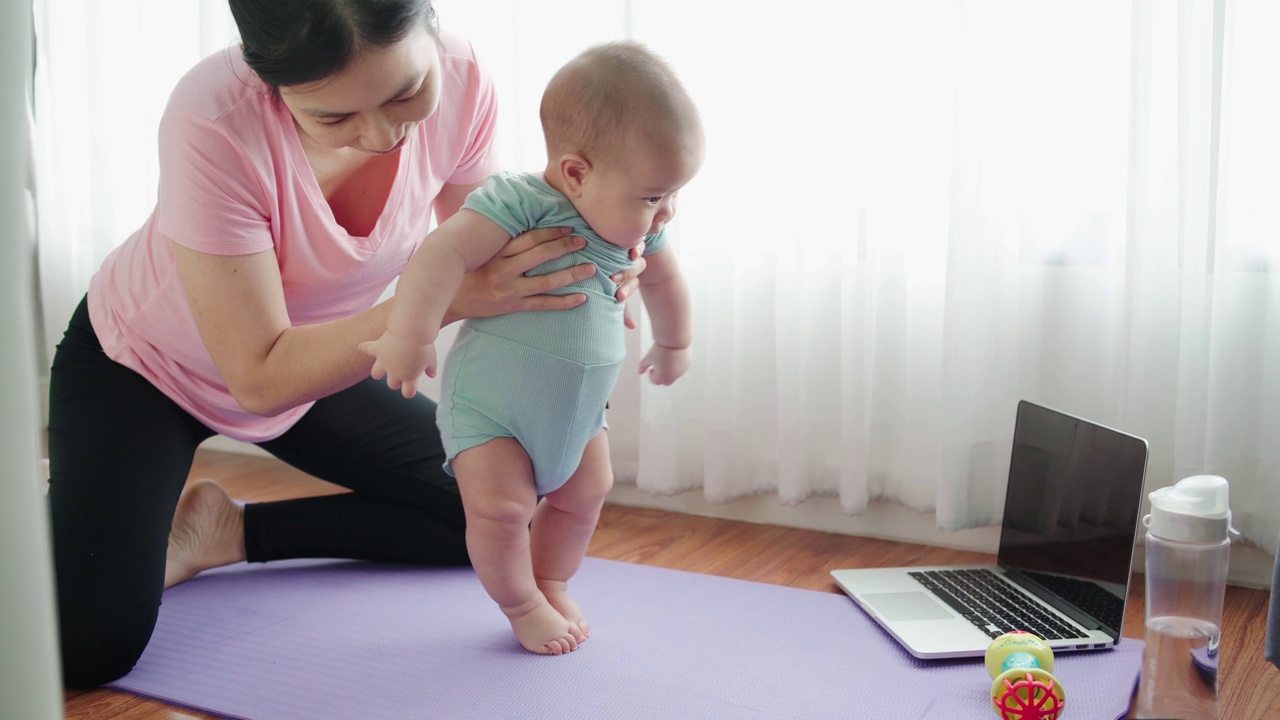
left=540, top=42, right=704, bottom=248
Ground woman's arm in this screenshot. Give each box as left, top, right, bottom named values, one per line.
left=173, top=222, right=603, bottom=416
left=173, top=242, right=387, bottom=417
left=174, top=177, right=655, bottom=416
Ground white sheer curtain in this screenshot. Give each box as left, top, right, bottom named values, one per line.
left=34, top=0, right=1280, bottom=551
left=448, top=0, right=1279, bottom=551
left=31, top=0, right=236, bottom=367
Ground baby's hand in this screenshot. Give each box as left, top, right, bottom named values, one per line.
left=638, top=344, right=691, bottom=386
left=358, top=331, right=438, bottom=399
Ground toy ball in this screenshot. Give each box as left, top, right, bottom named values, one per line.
left=985, top=631, right=1055, bottom=678
left=985, top=632, right=1065, bottom=720
left=990, top=667, right=1066, bottom=720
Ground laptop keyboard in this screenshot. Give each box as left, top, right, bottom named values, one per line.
left=1022, top=570, right=1124, bottom=633
left=908, top=569, right=1089, bottom=641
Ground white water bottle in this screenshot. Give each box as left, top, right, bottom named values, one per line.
left=1134, top=475, right=1238, bottom=719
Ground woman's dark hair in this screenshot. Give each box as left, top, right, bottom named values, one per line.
left=229, top=0, right=438, bottom=89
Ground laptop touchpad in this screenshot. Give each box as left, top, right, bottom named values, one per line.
left=862, top=592, right=954, bottom=621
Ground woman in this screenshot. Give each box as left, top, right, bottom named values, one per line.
left=47, top=0, right=645, bottom=687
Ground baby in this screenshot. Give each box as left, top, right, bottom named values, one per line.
left=360, top=41, right=702, bottom=654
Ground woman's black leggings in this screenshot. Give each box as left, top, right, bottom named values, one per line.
left=48, top=298, right=469, bottom=687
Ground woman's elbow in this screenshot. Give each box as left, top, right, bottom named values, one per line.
left=228, top=380, right=290, bottom=418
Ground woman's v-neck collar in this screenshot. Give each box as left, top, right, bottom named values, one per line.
left=279, top=102, right=410, bottom=252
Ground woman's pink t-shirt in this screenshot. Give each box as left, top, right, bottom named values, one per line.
left=88, top=31, right=499, bottom=442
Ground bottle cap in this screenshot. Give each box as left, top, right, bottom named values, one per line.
left=1142, top=475, right=1240, bottom=543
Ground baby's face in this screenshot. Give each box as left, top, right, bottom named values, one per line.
left=576, top=137, right=704, bottom=250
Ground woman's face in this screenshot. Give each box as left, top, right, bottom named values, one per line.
left=279, top=26, right=442, bottom=154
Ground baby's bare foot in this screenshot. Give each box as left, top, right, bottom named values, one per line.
left=501, top=595, right=581, bottom=655
left=538, top=579, right=588, bottom=639
left=164, top=479, right=245, bottom=589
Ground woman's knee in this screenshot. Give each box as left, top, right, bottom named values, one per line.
left=58, top=600, right=158, bottom=688
left=52, top=537, right=163, bottom=688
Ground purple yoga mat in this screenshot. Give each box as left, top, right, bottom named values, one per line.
left=110, top=557, right=1142, bottom=719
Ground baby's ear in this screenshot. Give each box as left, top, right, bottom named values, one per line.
left=559, top=154, right=591, bottom=197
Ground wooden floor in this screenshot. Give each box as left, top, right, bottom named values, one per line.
left=64, top=449, right=1280, bottom=720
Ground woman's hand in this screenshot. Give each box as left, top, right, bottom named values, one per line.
left=446, top=226, right=590, bottom=322
left=445, top=228, right=649, bottom=328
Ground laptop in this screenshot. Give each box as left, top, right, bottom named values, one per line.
left=830, top=400, right=1149, bottom=659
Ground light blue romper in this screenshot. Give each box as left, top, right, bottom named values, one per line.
left=438, top=172, right=667, bottom=494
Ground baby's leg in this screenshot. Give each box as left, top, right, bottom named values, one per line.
left=531, top=430, right=614, bottom=637
left=453, top=438, right=582, bottom=655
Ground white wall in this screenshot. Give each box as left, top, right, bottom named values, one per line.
left=1, top=0, right=64, bottom=715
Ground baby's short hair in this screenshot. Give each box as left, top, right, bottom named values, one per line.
left=540, top=41, right=701, bottom=165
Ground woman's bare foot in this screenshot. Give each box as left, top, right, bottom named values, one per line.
left=164, top=479, right=246, bottom=589
left=501, top=594, right=582, bottom=655
left=537, top=578, right=588, bottom=639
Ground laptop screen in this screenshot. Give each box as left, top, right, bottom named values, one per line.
left=995, top=401, right=1149, bottom=635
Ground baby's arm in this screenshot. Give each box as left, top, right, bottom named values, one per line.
left=635, top=249, right=692, bottom=386
left=359, top=210, right=511, bottom=397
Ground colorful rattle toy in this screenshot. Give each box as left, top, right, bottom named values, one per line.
left=985, top=631, right=1066, bottom=720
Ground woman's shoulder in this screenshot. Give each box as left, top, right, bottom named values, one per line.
left=415, top=30, right=500, bottom=184
left=154, top=48, right=285, bottom=221
left=435, top=30, right=482, bottom=67
left=164, top=46, right=274, bottom=125
left=433, top=30, right=493, bottom=95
